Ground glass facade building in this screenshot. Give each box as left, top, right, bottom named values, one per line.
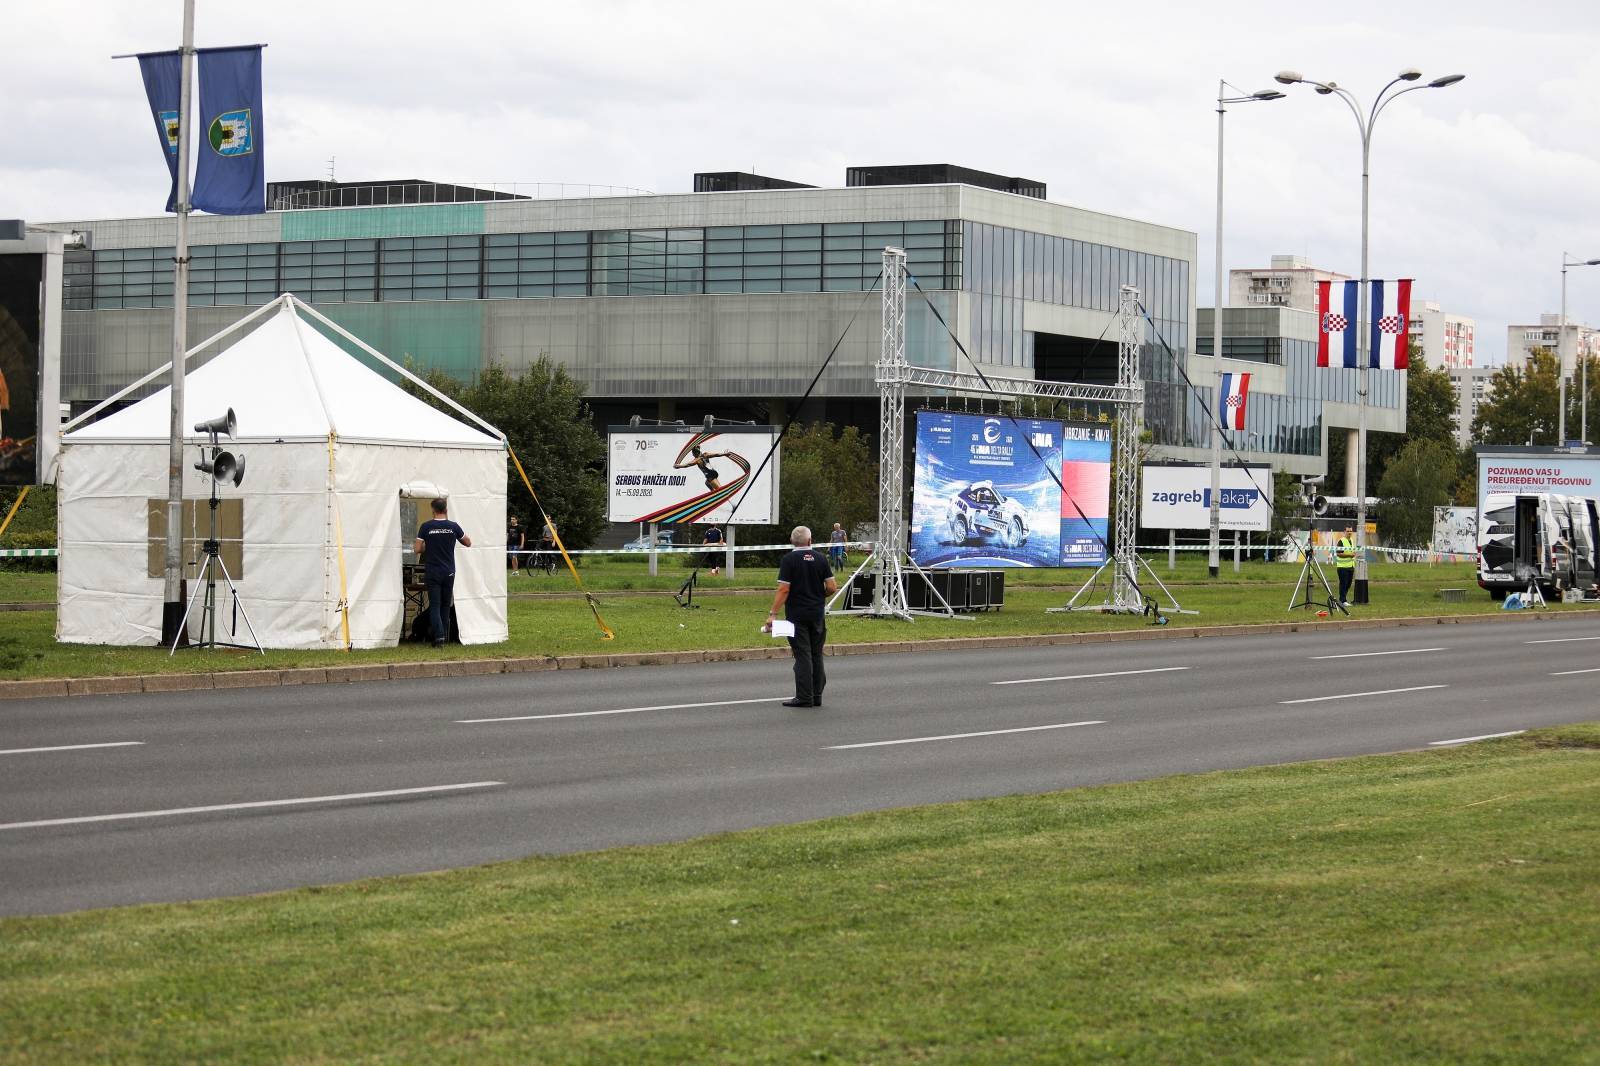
left=70, top=184, right=1403, bottom=465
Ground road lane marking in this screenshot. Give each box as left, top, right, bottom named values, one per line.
left=827, top=720, right=1104, bottom=750
left=1279, top=684, right=1447, bottom=705
left=1525, top=636, right=1600, bottom=644
left=0, top=741, right=145, bottom=756
left=1430, top=730, right=1525, bottom=746
left=459, top=697, right=786, bottom=723
left=1551, top=667, right=1600, bottom=676
left=1310, top=647, right=1445, bottom=660
left=0, top=782, right=503, bottom=832
left=991, top=667, right=1189, bottom=687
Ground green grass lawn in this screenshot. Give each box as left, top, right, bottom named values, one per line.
left=3, top=724, right=1597, bottom=1064
left=1, top=561, right=1592, bottom=681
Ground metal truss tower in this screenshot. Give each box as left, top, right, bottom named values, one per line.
left=1051, top=285, right=1191, bottom=617
left=1109, top=284, right=1145, bottom=608
left=869, top=246, right=914, bottom=617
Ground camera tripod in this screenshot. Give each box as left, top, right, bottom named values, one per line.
left=169, top=478, right=264, bottom=655
left=1287, top=532, right=1349, bottom=616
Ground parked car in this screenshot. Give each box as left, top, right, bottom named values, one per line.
left=622, top=531, right=676, bottom=551
left=945, top=480, right=1029, bottom=548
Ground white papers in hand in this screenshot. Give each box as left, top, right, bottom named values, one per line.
left=769, top=619, right=795, bottom=638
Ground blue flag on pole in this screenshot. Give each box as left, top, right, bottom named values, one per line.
left=135, top=49, right=183, bottom=213
left=193, top=46, right=265, bottom=215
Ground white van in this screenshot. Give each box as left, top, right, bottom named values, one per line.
left=1477, top=492, right=1599, bottom=599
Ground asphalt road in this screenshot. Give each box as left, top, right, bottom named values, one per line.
left=4, top=615, right=1598, bottom=916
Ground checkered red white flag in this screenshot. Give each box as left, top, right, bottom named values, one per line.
left=1369, top=278, right=1412, bottom=370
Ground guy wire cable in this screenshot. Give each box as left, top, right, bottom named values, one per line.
left=678, top=271, right=885, bottom=586
left=906, top=274, right=1158, bottom=614
left=1136, top=301, right=1298, bottom=536
left=507, top=445, right=615, bottom=640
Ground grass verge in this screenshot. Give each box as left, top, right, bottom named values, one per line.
left=3, top=725, right=1598, bottom=1063
left=3, top=562, right=1590, bottom=682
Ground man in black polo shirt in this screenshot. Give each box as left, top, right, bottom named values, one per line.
left=763, top=525, right=838, bottom=707
left=413, top=497, right=472, bottom=647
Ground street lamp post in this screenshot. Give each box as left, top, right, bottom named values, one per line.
left=1560, top=254, right=1600, bottom=445
left=1273, top=68, right=1464, bottom=604
left=1209, top=80, right=1284, bottom=580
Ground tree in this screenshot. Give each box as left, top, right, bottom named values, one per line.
left=1473, top=348, right=1562, bottom=447
left=1376, top=438, right=1458, bottom=548
left=734, top=422, right=878, bottom=560
left=406, top=358, right=607, bottom=548
left=1269, top=468, right=1308, bottom=547
left=1340, top=344, right=1459, bottom=492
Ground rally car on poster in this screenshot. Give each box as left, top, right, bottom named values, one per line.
left=945, top=480, right=1030, bottom=548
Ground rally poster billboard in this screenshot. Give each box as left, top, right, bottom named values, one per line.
left=607, top=425, right=779, bottom=525
left=907, top=410, right=1111, bottom=568
left=1140, top=462, right=1272, bottom=532
left=909, top=411, right=1062, bottom=567
left=1058, top=422, right=1113, bottom=567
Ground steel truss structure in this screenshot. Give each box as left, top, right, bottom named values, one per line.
left=1050, top=286, right=1193, bottom=617
left=830, top=256, right=1174, bottom=620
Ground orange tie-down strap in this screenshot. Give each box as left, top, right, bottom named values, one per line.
left=507, top=445, right=614, bottom=640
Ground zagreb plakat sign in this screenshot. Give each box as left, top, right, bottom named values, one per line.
left=607, top=425, right=780, bottom=525
left=1140, top=463, right=1273, bottom=532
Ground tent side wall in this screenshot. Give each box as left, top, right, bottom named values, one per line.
left=57, top=440, right=334, bottom=648
left=333, top=441, right=507, bottom=648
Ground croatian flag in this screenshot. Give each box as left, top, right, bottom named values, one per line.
left=1369, top=278, right=1412, bottom=370
left=1219, top=372, right=1250, bottom=430
left=1317, top=279, right=1358, bottom=368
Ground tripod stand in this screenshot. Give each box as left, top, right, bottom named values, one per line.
left=674, top=568, right=701, bottom=609
left=1287, top=533, right=1349, bottom=616
left=169, top=453, right=264, bottom=655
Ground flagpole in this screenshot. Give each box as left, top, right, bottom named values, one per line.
left=161, top=0, right=196, bottom=645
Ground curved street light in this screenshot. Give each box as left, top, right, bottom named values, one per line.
left=1208, top=80, right=1285, bottom=579
left=1273, top=68, right=1465, bottom=603
left=1561, top=254, right=1600, bottom=443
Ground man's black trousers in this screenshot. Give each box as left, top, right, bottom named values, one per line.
left=787, top=617, right=826, bottom=705
left=1337, top=566, right=1354, bottom=603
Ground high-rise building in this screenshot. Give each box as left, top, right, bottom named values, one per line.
left=1447, top=365, right=1494, bottom=447
left=1227, top=254, right=1350, bottom=312
left=1506, top=314, right=1600, bottom=375
left=1407, top=300, right=1475, bottom=368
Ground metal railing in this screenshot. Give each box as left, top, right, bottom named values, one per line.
left=267, top=181, right=656, bottom=211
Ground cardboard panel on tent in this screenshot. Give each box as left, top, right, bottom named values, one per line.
left=57, top=296, right=507, bottom=648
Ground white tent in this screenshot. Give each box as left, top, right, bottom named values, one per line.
left=57, top=295, right=508, bottom=649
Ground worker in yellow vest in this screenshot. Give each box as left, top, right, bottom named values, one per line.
left=1335, top=523, right=1358, bottom=607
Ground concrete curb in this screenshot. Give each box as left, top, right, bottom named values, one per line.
left=1, top=607, right=1594, bottom=702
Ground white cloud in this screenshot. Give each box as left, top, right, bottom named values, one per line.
left=6, top=0, right=1600, bottom=360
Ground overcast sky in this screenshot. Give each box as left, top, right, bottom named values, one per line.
left=7, top=0, right=1599, bottom=364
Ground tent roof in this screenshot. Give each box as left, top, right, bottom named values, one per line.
left=67, top=301, right=501, bottom=447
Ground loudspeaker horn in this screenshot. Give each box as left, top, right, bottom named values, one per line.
left=194, top=408, right=237, bottom=439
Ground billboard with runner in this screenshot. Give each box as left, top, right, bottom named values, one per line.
left=607, top=425, right=780, bottom=525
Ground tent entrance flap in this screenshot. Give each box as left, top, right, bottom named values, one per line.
left=399, top=482, right=447, bottom=501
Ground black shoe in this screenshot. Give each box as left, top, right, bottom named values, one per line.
left=782, top=698, right=811, bottom=708
left=433, top=639, right=446, bottom=647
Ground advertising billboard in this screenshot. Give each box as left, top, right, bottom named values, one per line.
left=907, top=410, right=1111, bottom=568
left=0, top=253, right=43, bottom=487
left=1140, top=462, right=1273, bottom=532
left=1476, top=449, right=1600, bottom=504
left=607, top=425, right=780, bottom=525
left=1058, top=422, right=1113, bottom=567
